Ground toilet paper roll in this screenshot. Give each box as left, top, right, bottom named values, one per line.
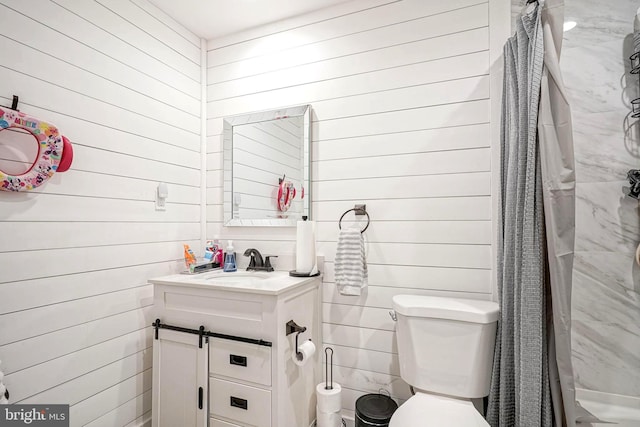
left=635, top=243, right=640, bottom=266
left=316, top=410, right=342, bottom=427
left=292, top=340, right=316, bottom=367
left=296, top=220, right=316, bottom=274
left=316, top=382, right=342, bottom=413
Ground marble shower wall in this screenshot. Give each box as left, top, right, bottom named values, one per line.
left=511, top=0, right=640, bottom=397
left=566, top=0, right=640, bottom=397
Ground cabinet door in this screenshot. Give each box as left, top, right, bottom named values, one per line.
left=152, top=329, right=208, bottom=427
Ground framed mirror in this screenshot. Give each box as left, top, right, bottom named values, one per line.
left=223, top=105, right=310, bottom=227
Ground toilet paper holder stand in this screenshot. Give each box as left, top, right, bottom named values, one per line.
left=286, top=319, right=309, bottom=360
left=324, top=346, right=334, bottom=390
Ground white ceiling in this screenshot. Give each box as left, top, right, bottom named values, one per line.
left=148, top=0, right=354, bottom=40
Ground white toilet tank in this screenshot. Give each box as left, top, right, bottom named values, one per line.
left=392, top=295, right=499, bottom=399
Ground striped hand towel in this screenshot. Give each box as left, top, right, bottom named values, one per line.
left=335, top=227, right=367, bottom=296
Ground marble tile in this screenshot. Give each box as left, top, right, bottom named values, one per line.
left=562, top=40, right=634, bottom=116
left=572, top=318, right=640, bottom=396
left=572, top=269, right=640, bottom=396
left=575, top=181, right=640, bottom=252
left=563, top=0, right=639, bottom=51
left=572, top=269, right=640, bottom=326
left=578, top=390, right=640, bottom=426
left=512, top=0, right=638, bottom=50
left=573, top=109, right=640, bottom=183
left=575, top=251, right=640, bottom=295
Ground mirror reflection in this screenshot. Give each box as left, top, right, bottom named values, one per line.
left=223, top=105, right=310, bottom=226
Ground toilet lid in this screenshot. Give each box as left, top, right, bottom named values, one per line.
left=389, top=393, right=489, bottom=427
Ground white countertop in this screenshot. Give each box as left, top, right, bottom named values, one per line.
left=148, top=269, right=321, bottom=295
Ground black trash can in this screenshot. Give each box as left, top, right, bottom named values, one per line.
left=355, top=393, right=398, bottom=427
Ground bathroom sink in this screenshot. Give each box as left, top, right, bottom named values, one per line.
left=203, top=271, right=271, bottom=283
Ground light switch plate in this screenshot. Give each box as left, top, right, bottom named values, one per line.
left=156, top=182, right=168, bottom=211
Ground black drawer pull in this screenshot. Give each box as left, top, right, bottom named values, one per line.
left=198, top=387, right=203, bottom=410
left=230, top=396, right=248, bottom=410
left=230, top=354, right=247, bottom=367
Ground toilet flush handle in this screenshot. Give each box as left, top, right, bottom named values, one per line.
left=389, top=310, right=397, bottom=321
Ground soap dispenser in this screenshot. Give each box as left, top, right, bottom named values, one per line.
left=223, top=240, right=237, bottom=272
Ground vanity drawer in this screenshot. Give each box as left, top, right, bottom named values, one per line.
left=209, top=338, right=271, bottom=386
left=210, top=418, right=241, bottom=427
left=210, top=378, right=271, bottom=427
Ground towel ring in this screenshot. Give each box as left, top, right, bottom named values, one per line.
left=338, top=207, right=370, bottom=233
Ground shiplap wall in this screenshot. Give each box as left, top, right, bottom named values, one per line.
left=0, top=0, right=202, bottom=425
left=206, top=0, right=504, bottom=419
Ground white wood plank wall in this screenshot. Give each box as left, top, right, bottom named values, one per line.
left=206, top=0, right=495, bottom=419
left=0, top=0, right=202, bottom=425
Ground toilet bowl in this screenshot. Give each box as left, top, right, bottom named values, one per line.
left=389, top=393, right=488, bottom=426
left=389, top=295, right=499, bottom=427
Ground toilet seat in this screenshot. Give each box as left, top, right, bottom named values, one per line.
left=389, top=392, right=489, bottom=427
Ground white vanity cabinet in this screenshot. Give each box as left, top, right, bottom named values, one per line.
left=149, top=271, right=321, bottom=427
left=152, top=329, right=209, bottom=427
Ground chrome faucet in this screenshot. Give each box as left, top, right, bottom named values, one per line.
left=243, top=248, right=276, bottom=272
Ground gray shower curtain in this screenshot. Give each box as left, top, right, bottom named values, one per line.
left=487, top=1, right=584, bottom=425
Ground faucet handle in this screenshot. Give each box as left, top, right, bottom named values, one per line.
left=264, top=255, right=278, bottom=272
left=243, top=248, right=261, bottom=269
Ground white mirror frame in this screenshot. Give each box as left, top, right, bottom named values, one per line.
left=222, top=105, right=311, bottom=227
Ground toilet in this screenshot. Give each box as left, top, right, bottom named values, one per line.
left=389, top=295, right=500, bottom=427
